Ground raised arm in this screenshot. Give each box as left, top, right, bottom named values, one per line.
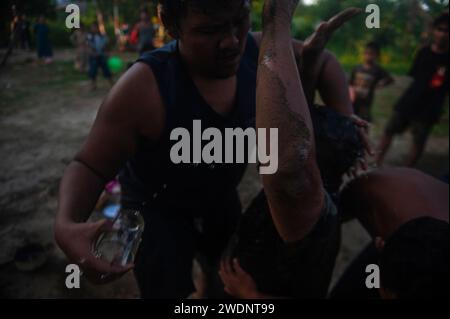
left=252, top=8, right=373, bottom=157
left=256, top=0, right=323, bottom=243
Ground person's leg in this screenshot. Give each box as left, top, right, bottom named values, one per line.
left=25, top=32, right=32, bottom=51
left=99, top=54, right=114, bottom=88
left=405, top=121, right=433, bottom=167
left=74, top=48, right=82, bottom=71
left=82, top=51, right=89, bottom=73
left=405, top=143, right=426, bottom=167
left=356, top=104, right=371, bottom=122
left=376, top=111, right=408, bottom=166
left=376, top=134, right=393, bottom=167
left=88, top=56, right=98, bottom=90
left=133, top=208, right=197, bottom=299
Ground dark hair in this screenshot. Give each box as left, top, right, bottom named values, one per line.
left=311, top=106, right=364, bottom=194
left=140, top=5, right=150, bottom=15
left=365, top=41, right=381, bottom=55
left=380, top=217, right=449, bottom=299
left=433, top=12, right=449, bottom=28
left=158, top=0, right=244, bottom=33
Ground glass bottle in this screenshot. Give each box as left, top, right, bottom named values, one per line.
left=94, top=209, right=144, bottom=267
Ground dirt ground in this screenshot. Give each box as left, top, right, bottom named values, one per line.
left=0, top=49, right=448, bottom=299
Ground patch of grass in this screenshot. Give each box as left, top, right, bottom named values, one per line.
left=0, top=61, right=88, bottom=116
left=38, top=61, right=87, bottom=87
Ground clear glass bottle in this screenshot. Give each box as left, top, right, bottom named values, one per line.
left=94, top=209, right=145, bottom=266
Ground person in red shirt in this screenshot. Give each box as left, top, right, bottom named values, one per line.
left=377, top=12, right=449, bottom=167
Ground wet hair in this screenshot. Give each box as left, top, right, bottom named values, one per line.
left=311, top=105, right=365, bottom=195
left=158, top=0, right=244, bottom=33
left=433, top=12, right=449, bottom=28
left=380, top=217, right=449, bottom=299
left=365, top=41, right=381, bottom=55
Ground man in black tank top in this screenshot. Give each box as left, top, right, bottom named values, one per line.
left=55, top=0, right=370, bottom=298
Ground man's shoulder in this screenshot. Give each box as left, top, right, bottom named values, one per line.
left=106, top=62, right=163, bottom=116
left=120, top=62, right=161, bottom=100
left=138, top=40, right=178, bottom=64
left=104, top=62, right=165, bottom=139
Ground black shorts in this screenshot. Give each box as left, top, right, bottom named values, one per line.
left=228, top=190, right=341, bottom=298
left=385, top=111, right=435, bottom=146
left=129, top=192, right=241, bottom=299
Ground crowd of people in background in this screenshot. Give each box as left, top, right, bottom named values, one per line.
left=7, top=4, right=167, bottom=90
left=5, top=3, right=448, bottom=171
left=5, top=4, right=448, bottom=169
left=77, top=8, right=448, bottom=168
left=9, top=10, right=54, bottom=64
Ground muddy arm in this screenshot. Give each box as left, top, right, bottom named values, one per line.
left=256, top=0, right=323, bottom=243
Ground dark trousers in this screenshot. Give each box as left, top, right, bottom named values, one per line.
left=88, top=55, right=111, bottom=80
left=132, top=193, right=241, bottom=299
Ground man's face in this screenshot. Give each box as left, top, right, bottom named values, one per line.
left=176, top=0, right=251, bottom=79
left=433, top=23, right=449, bottom=49
left=363, top=48, right=378, bottom=65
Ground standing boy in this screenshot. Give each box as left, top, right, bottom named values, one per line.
left=349, top=42, right=394, bottom=122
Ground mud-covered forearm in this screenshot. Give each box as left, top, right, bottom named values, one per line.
left=257, top=0, right=323, bottom=242
left=257, top=1, right=315, bottom=174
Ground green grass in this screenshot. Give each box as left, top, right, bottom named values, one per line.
left=0, top=60, right=87, bottom=116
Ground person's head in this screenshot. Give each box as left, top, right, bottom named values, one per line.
left=432, top=12, right=449, bottom=50
left=363, top=42, right=380, bottom=65
left=91, top=22, right=99, bottom=34
left=158, top=0, right=251, bottom=78
left=377, top=217, right=449, bottom=299
left=312, top=107, right=365, bottom=194
left=38, top=15, right=46, bottom=24
left=140, top=8, right=151, bottom=23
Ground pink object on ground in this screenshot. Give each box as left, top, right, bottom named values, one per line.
left=105, top=180, right=120, bottom=193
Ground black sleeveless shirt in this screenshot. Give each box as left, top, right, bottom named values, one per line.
left=119, top=34, right=259, bottom=215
